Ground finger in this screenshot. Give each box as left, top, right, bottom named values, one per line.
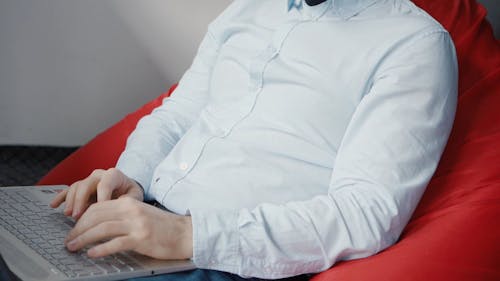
left=74, top=195, right=97, bottom=221
left=66, top=199, right=130, bottom=242
left=64, top=183, right=78, bottom=216
left=87, top=236, right=133, bottom=258
left=66, top=221, right=128, bottom=252
left=72, top=173, right=102, bottom=219
left=96, top=168, right=125, bottom=202
left=50, top=189, right=68, bottom=208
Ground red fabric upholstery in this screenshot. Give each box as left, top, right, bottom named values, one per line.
left=313, top=0, right=500, bottom=280
left=38, top=0, right=500, bottom=279
left=37, top=87, right=176, bottom=185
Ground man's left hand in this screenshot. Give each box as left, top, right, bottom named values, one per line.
left=64, top=197, right=193, bottom=260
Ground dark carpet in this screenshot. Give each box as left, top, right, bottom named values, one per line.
left=0, top=146, right=78, bottom=187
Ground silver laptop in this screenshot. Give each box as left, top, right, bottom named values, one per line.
left=0, top=185, right=196, bottom=281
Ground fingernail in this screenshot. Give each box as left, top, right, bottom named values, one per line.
left=87, top=248, right=97, bottom=257
left=72, top=209, right=79, bottom=218
left=67, top=240, right=76, bottom=250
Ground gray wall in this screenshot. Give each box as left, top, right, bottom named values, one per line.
left=0, top=0, right=231, bottom=146
left=0, top=0, right=497, bottom=146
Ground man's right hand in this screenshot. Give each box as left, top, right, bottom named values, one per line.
left=50, top=168, right=144, bottom=220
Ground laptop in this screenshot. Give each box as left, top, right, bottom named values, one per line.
left=0, top=185, right=196, bottom=281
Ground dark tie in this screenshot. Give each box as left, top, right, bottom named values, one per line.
left=305, top=0, right=327, bottom=6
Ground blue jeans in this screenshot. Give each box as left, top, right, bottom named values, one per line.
left=128, top=269, right=311, bottom=281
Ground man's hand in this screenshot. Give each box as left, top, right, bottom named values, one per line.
left=50, top=168, right=144, bottom=220
left=64, top=197, right=193, bottom=260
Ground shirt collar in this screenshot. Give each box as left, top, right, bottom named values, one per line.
left=287, top=0, right=378, bottom=20
left=288, top=0, right=303, bottom=12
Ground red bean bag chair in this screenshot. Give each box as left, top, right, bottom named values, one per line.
left=38, top=0, right=500, bottom=280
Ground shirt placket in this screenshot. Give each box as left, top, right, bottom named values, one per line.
left=150, top=12, right=308, bottom=205
left=148, top=123, right=215, bottom=202
left=215, top=21, right=301, bottom=138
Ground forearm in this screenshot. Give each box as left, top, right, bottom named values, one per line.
left=189, top=188, right=406, bottom=279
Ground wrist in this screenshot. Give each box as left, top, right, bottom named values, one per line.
left=127, top=179, right=145, bottom=202
left=179, top=216, right=193, bottom=259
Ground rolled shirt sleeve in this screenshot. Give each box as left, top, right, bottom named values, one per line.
left=190, top=30, right=458, bottom=279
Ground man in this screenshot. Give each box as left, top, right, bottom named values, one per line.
left=50, top=0, right=458, bottom=280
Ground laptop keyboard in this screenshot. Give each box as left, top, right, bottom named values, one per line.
left=0, top=188, right=143, bottom=278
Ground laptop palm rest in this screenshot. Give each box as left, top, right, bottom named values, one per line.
left=0, top=235, right=50, bottom=280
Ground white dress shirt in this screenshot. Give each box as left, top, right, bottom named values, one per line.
left=116, top=0, right=458, bottom=278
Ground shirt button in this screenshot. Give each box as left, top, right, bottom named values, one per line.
left=155, top=177, right=160, bottom=183
left=179, top=162, right=189, bottom=171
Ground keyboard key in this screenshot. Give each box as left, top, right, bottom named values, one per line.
left=97, top=262, right=119, bottom=273
left=1, top=188, right=144, bottom=278
left=77, top=272, right=91, bottom=277
left=109, top=260, right=132, bottom=272
left=30, top=238, right=45, bottom=244
left=63, top=270, right=77, bottom=278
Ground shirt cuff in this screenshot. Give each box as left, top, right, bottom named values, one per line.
left=190, top=208, right=241, bottom=274
left=115, top=152, right=155, bottom=202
